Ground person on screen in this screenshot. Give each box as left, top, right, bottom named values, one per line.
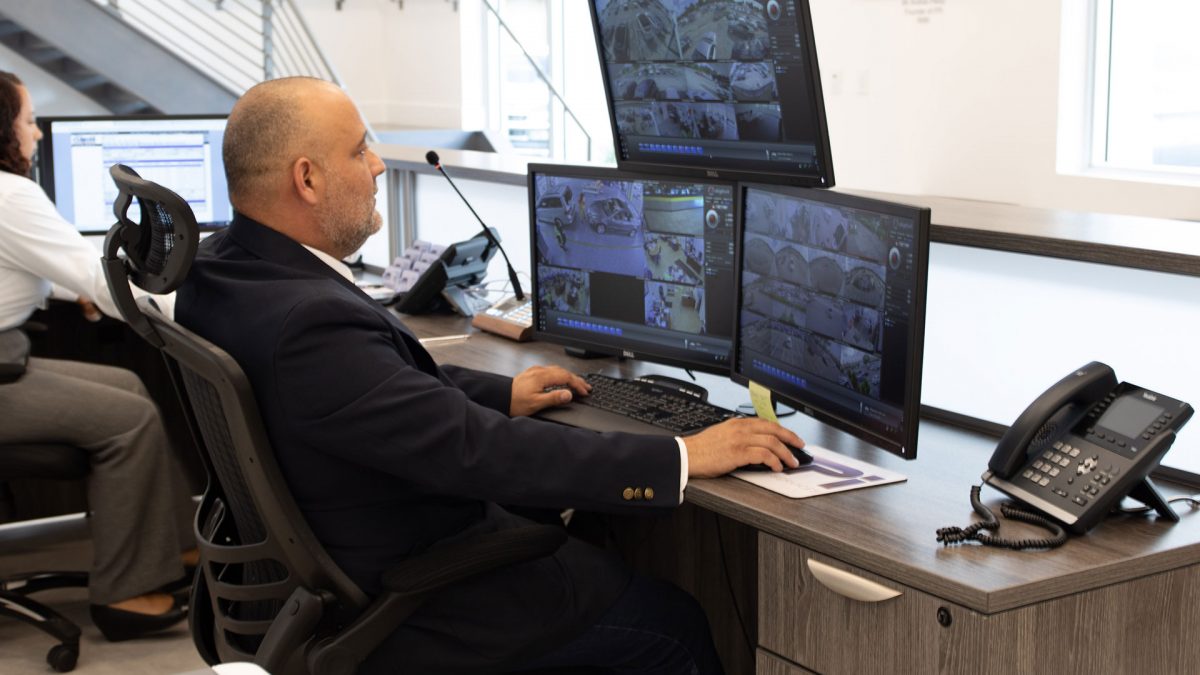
left=176, top=76, right=805, bottom=674
left=0, top=71, right=197, bottom=641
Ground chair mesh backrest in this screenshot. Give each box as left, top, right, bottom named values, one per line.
left=144, top=305, right=366, bottom=662
left=101, top=166, right=368, bottom=667
left=174, top=351, right=285, bottom=655
left=179, top=367, right=267, bottom=545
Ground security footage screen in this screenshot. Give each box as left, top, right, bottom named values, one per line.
left=594, top=0, right=831, bottom=183
left=532, top=168, right=737, bottom=371
left=737, top=185, right=921, bottom=446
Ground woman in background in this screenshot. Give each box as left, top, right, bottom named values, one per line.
left=0, top=71, right=195, bottom=641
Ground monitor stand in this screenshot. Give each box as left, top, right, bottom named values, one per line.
left=563, top=346, right=614, bottom=360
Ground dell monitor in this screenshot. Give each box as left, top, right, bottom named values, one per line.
left=733, top=184, right=930, bottom=458
left=529, top=163, right=738, bottom=374
left=590, top=0, right=834, bottom=188
left=36, top=115, right=231, bottom=234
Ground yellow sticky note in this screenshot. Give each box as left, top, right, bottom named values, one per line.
left=749, top=381, right=777, bottom=423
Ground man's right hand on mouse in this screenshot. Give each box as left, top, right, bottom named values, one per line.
left=683, top=418, right=805, bottom=477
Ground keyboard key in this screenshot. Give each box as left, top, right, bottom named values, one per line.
left=576, top=374, right=736, bottom=434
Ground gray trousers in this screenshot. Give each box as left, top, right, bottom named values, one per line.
left=0, top=357, right=194, bottom=604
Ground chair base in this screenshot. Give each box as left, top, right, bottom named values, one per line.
left=1, top=571, right=88, bottom=672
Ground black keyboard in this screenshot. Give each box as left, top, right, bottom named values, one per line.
left=574, top=373, right=738, bottom=434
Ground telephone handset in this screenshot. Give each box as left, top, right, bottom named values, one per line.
left=982, top=361, right=1193, bottom=535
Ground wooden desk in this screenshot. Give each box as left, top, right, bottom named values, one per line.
left=402, top=312, right=1200, bottom=675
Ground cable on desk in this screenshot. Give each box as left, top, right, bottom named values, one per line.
left=936, top=484, right=1068, bottom=550
left=713, top=510, right=755, bottom=662
left=1118, top=494, right=1200, bottom=515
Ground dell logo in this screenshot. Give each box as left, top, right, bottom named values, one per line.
left=623, top=350, right=635, bottom=359
left=1143, top=392, right=1158, bottom=402
left=706, top=170, right=718, bottom=178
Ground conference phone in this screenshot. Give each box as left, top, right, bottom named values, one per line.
left=939, top=362, right=1193, bottom=548
left=383, top=232, right=498, bottom=316
left=471, top=295, right=533, bottom=342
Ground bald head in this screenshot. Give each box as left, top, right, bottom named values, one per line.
left=222, top=76, right=385, bottom=258
left=223, top=77, right=346, bottom=212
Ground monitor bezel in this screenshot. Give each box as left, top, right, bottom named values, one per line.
left=35, top=114, right=230, bottom=234
left=730, top=184, right=930, bottom=459
left=587, top=0, right=836, bottom=189
left=528, top=162, right=740, bottom=376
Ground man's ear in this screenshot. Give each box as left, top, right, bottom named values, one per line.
left=291, top=156, right=320, bottom=205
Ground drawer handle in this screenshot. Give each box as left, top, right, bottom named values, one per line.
left=806, top=559, right=902, bottom=603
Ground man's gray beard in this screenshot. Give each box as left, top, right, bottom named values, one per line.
left=319, top=210, right=381, bottom=257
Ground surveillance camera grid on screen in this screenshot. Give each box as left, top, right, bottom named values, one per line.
left=534, top=172, right=735, bottom=352
left=738, top=186, right=918, bottom=441
left=595, top=0, right=823, bottom=175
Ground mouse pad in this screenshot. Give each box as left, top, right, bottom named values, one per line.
left=731, top=444, right=906, bottom=498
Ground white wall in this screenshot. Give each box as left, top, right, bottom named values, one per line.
left=801, top=0, right=1198, bottom=221
left=297, top=0, right=464, bottom=129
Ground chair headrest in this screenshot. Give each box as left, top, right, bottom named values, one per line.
left=103, top=163, right=199, bottom=295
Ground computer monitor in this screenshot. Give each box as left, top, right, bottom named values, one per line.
left=732, top=185, right=930, bottom=458
left=529, top=163, right=739, bottom=374
left=36, top=115, right=231, bottom=234
left=590, top=0, right=834, bottom=188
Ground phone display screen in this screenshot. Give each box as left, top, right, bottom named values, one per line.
left=1097, top=396, right=1162, bottom=438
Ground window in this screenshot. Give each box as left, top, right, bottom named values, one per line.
left=1090, top=0, right=1200, bottom=178
left=483, top=0, right=614, bottom=163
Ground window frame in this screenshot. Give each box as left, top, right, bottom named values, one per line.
left=1064, top=0, right=1200, bottom=186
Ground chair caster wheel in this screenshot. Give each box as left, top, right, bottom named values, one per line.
left=47, top=644, right=78, bottom=672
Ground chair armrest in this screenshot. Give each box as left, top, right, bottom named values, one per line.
left=379, top=523, right=567, bottom=596
left=306, top=524, right=566, bottom=675
left=252, top=586, right=332, bottom=674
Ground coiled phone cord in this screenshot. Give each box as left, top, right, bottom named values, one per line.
left=936, top=484, right=1068, bottom=550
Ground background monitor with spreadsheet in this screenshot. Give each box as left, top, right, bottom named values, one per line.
left=589, top=0, right=834, bottom=188
left=36, top=115, right=231, bottom=234
left=530, top=163, right=739, bottom=374
left=733, top=185, right=930, bottom=458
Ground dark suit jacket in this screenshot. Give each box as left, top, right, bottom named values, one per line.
left=177, top=214, right=681, bottom=672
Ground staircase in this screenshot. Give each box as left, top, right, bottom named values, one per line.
left=0, top=0, right=339, bottom=116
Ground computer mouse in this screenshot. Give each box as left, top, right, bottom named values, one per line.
left=740, top=444, right=814, bottom=472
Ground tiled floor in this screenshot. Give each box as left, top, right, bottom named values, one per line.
left=0, top=516, right=206, bottom=675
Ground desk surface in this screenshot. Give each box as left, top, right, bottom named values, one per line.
left=400, top=311, right=1200, bottom=615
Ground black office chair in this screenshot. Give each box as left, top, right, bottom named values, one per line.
left=100, top=164, right=568, bottom=674
left=0, top=357, right=89, bottom=672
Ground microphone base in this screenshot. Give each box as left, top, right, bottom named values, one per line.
left=441, top=285, right=493, bottom=317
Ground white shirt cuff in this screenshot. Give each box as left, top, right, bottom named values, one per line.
left=675, top=436, right=688, bottom=505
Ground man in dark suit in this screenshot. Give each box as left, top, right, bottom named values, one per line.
left=177, top=77, right=803, bottom=674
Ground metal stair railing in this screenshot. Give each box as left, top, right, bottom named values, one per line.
left=481, top=0, right=592, bottom=161
left=92, top=0, right=341, bottom=101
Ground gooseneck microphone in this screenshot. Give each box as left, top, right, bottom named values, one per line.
left=425, top=150, right=525, bottom=301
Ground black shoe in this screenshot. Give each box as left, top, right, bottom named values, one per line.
left=89, top=598, right=187, bottom=642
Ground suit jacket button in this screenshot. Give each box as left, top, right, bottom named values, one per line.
left=634, top=487, right=644, bottom=500
left=622, top=487, right=634, bottom=501
left=644, top=487, right=655, bottom=500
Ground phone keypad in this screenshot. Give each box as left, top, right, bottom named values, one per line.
left=1027, top=443, right=1125, bottom=509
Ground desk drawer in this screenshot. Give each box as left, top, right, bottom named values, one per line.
left=758, top=533, right=984, bottom=674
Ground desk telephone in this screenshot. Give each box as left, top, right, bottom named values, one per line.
left=940, top=362, right=1193, bottom=549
